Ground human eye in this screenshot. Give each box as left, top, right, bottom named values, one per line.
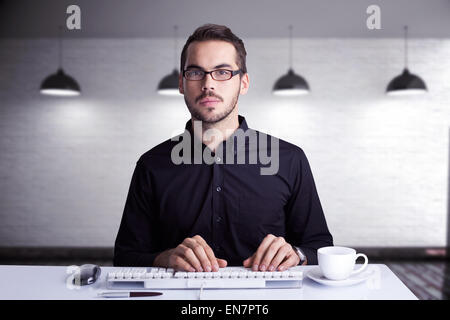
left=216, top=69, right=230, bottom=75
left=186, top=69, right=202, bottom=76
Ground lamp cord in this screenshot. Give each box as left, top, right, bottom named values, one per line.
left=174, top=25, right=178, bottom=70
left=289, top=25, right=293, bottom=70
left=404, top=25, right=408, bottom=69
left=58, top=25, right=63, bottom=69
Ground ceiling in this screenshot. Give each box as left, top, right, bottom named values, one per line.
left=1, top=0, right=450, bottom=39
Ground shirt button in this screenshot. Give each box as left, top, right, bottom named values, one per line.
left=216, top=216, right=223, bottom=223
left=216, top=157, right=221, bottom=163
left=216, top=186, right=221, bottom=192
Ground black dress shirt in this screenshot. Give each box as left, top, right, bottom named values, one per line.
left=114, top=115, right=333, bottom=266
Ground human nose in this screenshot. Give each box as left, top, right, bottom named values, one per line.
left=201, top=72, right=215, bottom=91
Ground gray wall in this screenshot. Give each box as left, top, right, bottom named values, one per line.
left=2, top=0, right=450, bottom=38
left=1, top=36, right=449, bottom=248
left=0, top=0, right=449, bottom=248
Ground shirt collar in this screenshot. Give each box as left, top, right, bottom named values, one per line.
left=184, top=115, right=249, bottom=135
left=183, top=115, right=250, bottom=159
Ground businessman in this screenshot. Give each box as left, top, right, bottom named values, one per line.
left=114, top=24, right=333, bottom=272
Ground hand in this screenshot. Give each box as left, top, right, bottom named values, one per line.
left=242, top=234, right=301, bottom=271
left=153, top=235, right=227, bottom=272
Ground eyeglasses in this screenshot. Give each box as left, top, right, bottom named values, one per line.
left=183, top=69, right=242, bottom=81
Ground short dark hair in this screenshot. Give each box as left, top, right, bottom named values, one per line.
left=180, top=24, right=247, bottom=75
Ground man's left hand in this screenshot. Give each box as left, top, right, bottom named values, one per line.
left=242, top=234, right=302, bottom=271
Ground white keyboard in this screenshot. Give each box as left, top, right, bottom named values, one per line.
left=106, top=266, right=303, bottom=289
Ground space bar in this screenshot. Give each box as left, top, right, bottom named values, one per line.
left=187, top=279, right=266, bottom=288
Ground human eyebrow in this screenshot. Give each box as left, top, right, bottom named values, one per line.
left=185, top=64, right=204, bottom=70
left=213, top=63, right=233, bottom=69
left=184, top=63, right=234, bottom=70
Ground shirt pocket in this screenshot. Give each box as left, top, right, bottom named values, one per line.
left=231, top=195, right=286, bottom=249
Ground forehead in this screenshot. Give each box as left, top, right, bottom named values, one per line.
left=185, top=40, right=238, bottom=69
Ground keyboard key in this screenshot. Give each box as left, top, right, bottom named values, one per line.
left=221, top=271, right=231, bottom=278
left=195, top=272, right=207, bottom=278
left=273, top=272, right=282, bottom=278
left=174, top=272, right=187, bottom=278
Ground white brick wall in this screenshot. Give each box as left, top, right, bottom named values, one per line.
left=0, top=38, right=449, bottom=247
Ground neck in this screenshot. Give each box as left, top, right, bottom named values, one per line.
left=192, top=109, right=239, bottom=153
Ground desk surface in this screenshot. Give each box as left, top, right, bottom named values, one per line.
left=0, top=264, right=417, bottom=300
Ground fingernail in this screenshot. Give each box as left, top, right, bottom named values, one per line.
left=189, top=267, right=196, bottom=272
left=260, top=264, right=266, bottom=271
left=252, top=264, right=259, bottom=271
left=206, top=266, right=211, bottom=272
left=214, top=264, right=219, bottom=271
left=278, top=266, right=285, bottom=271
left=269, top=265, right=275, bottom=271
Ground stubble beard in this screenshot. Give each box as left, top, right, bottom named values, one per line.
left=185, top=89, right=240, bottom=124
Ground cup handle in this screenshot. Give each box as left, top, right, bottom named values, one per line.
left=351, top=253, right=368, bottom=275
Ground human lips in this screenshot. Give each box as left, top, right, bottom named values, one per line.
left=199, top=98, right=221, bottom=106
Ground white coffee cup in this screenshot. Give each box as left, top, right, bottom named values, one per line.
left=317, top=246, right=368, bottom=281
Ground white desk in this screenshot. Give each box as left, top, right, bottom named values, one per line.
left=0, top=264, right=417, bottom=300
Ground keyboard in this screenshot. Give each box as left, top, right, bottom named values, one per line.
left=106, top=266, right=303, bottom=289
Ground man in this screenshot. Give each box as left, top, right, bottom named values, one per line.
left=114, top=24, right=333, bottom=272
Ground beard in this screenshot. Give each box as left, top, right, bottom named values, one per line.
left=185, top=89, right=240, bottom=124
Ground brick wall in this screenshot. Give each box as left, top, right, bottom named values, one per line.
left=0, top=38, right=449, bottom=247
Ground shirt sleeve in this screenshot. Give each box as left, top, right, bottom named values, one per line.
left=284, top=148, right=333, bottom=265
left=113, top=158, right=162, bottom=267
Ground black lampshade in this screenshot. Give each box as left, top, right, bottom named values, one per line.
left=273, top=69, right=310, bottom=96
left=40, top=68, right=81, bottom=96
left=386, top=25, right=427, bottom=96
left=157, top=69, right=180, bottom=96
left=386, top=68, right=427, bottom=96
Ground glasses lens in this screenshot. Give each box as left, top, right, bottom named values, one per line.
left=185, top=70, right=204, bottom=80
left=212, top=70, right=232, bottom=80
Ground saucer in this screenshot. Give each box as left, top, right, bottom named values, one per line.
left=307, top=266, right=374, bottom=287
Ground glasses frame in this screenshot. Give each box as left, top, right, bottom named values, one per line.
left=183, top=68, right=242, bottom=81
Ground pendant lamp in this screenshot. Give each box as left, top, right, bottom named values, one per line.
left=273, top=25, right=309, bottom=96
left=386, top=26, right=427, bottom=96
left=40, top=26, right=81, bottom=96
left=157, top=25, right=181, bottom=95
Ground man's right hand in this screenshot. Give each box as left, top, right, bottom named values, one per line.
left=153, top=235, right=227, bottom=272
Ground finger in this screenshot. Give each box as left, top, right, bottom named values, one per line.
left=243, top=255, right=254, bottom=268
left=267, top=243, right=292, bottom=271
left=184, top=238, right=214, bottom=272
left=252, top=234, right=277, bottom=271
left=192, top=235, right=219, bottom=271
left=277, top=252, right=300, bottom=271
left=177, top=244, right=203, bottom=272
left=217, top=258, right=228, bottom=268
left=260, top=237, right=286, bottom=271
left=170, top=254, right=196, bottom=272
